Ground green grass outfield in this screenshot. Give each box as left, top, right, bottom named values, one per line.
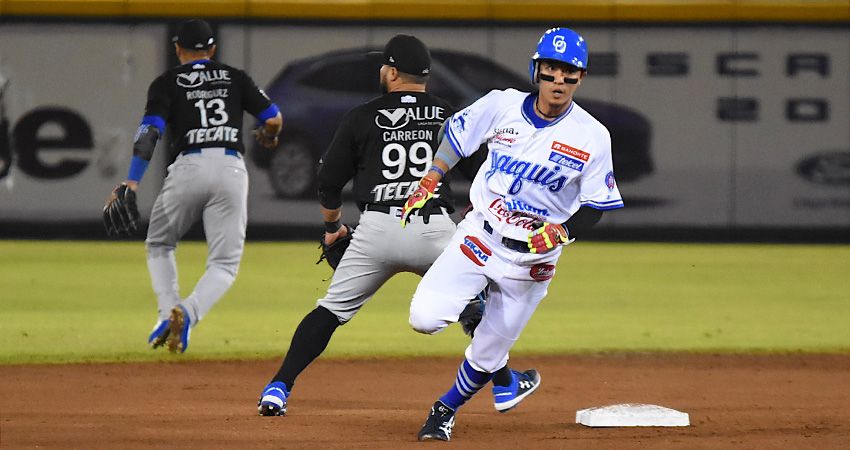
left=1, top=240, right=848, bottom=364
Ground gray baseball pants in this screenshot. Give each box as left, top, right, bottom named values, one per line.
left=318, top=208, right=456, bottom=323
left=145, top=148, right=248, bottom=325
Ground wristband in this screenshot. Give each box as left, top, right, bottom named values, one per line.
left=428, top=165, right=445, bottom=178
left=324, top=220, right=341, bottom=233
left=127, top=155, right=150, bottom=182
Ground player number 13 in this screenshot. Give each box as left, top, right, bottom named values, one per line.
left=194, top=99, right=229, bottom=128
left=381, top=141, right=432, bottom=180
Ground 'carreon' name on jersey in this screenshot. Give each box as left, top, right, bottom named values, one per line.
left=382, top=129, right=434, bottom=142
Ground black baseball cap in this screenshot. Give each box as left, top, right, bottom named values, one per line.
left=368, top=34, right=431, bottom=76
left=173, top=19, right=215, bottom=50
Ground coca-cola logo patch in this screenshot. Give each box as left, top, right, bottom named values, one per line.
left=487, top=198, right=539, bottom=232
left=530, top=263, right=556, bottom=281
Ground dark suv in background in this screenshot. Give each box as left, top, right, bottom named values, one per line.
left=253, top=48, right=652, bottom=198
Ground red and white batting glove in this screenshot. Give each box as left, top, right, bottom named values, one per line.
left=527, top=222, right=572, bottom=254
left=400, top=177, right=438, bottom=228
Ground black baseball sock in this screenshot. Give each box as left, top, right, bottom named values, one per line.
left=271, top=306, right=341, bottom=390
left=491, top=364, right=514, bottom=387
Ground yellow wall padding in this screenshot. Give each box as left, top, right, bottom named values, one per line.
left=1, top=0, right=848, bottom=22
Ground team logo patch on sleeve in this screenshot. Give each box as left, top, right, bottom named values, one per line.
left=549, top=141, right=590, bottom=172
left=460, top=236, right=492, bottom=267
left=530, top=263, right=556, bottom=281
left=606, top=171, right=616, bottom=190
left=451, top=110, right=470, bottom=133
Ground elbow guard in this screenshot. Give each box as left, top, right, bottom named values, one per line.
left=318, top=186, right=343, bottom=210
left=316, top=158, right=344, bottom=209
left=434, top=139, right=462, bottom=171
left=132, top=124, right=160, bottom=160
left=434, top=119, right=463, bottom=170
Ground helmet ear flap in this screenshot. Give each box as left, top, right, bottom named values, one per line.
left=529, top=59, right=540, bottom=85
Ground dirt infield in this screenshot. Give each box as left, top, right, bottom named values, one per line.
left=2, top=354, right=849, bottom=449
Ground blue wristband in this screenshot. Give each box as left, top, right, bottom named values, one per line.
left=127, top=155, right=150, bottom=182
left=257, top=103, right=280, bottom=122
left=428, top=165, right=446, bottom=178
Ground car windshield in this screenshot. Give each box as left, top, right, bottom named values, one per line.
left=298, top=58, right=379, bottom=93
left=433, top=51, right=532, bottom=91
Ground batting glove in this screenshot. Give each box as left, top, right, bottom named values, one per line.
left=400, top=177, right=437, bottom=228
left=527, top=222, right=573, bottom=254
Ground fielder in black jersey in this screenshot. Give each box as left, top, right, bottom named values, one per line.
left=258, top=35, right=514, bottom=417
left=104, top=19, right=282, bottom=354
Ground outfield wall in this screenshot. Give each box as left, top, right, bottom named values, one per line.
left=0, top=2, right=848, bottom=239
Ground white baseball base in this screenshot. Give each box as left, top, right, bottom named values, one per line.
left=575, top=403, right=690, bottom=427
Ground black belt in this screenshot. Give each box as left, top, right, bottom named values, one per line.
left=363, top=204, right=398, bottom=214
left=483, top=220, right=530, bottom=253
left=181, top=148, right=240, bottom=157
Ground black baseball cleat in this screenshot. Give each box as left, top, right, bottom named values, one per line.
left=417, top=400, right=456, bottom=441
left=258, top=402, right=285, bottom=417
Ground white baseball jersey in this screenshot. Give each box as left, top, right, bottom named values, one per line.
left=445, top=88, right=624, bottom=242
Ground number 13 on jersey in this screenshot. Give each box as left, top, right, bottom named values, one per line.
left=194, top=99, right=229, bottom=127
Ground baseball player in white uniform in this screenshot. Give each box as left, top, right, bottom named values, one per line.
left=402, top=27, right=624, bottom=441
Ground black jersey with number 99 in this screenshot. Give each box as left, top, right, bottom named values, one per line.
left=317, top=91, right=459, bottom=211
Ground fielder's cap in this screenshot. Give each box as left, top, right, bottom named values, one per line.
left=368, top=34, right=431, bottom=76
left=173, top=19, right=215, bottom=50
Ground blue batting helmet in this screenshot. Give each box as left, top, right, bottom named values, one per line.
left=529, top=27, right=588, bottom=83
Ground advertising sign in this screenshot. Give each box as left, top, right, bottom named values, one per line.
left=1, top=23, right=847, bottom=231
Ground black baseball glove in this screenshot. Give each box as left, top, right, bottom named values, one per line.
left=459, top=289, right=487, bottom=337
left=103, top=183, right=140, bottom=237
left=316, top=225, right=354, bottom=270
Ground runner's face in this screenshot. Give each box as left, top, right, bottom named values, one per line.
left=537, top=60, right=585, bottom=108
